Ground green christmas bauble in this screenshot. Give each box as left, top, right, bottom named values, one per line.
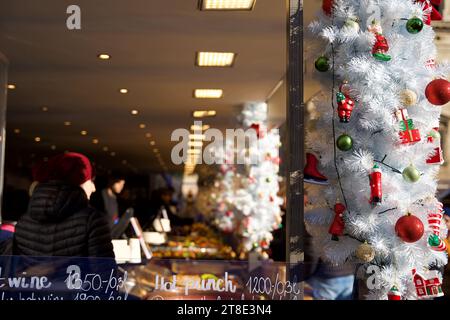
left=402, top=164, right=421, bottom=183
left=428, top=234, right=440, bottom=247
left=406, top=17, right=424, bottom=34
left=315, top=56, right=330, bottom=72
left=336, top=134, right=353, bottom=151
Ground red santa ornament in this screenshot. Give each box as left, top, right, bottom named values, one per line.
left=329, top=203, right=346, bottom=241
left=416, top=0, right=443, bottom=25
left=427, top=203, right=447, bottom=252
left=337, top=86, right=355, bottom=123
left=368, top=21, right=391, bottom=61
left=369, top=164, right=382, bottom=205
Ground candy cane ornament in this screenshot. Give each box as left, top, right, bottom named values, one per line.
left=427, top=203, right=447, bottom=252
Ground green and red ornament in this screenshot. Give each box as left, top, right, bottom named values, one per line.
left=395, top=213, right=424, bottom=243
left=329, top=203, right=346, bottom=241
left=425, top=78, right=450, bottom=106
left=315, top=56, right=330, bottom=72
left=337, top=84, right=355, bottom=123
left=395, top=109, right=421, bottom=144
left=368, top=21, right=391, bottom=61
left=427, top=205, right=447, bottom=252
left=336, top=134, right=353, bottom=151
left=388, top=285, right=402, bottom=300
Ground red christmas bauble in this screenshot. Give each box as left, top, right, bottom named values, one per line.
left=425, top=79, right=450, bottom=106
left=322, top=0, right=333, bottom=15
left=395, top=214, right=424, bottom=243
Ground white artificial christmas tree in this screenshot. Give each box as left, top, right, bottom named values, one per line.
left=214, top=103, right=284, bottom=257
left=306, top=0, right=449, bottom=300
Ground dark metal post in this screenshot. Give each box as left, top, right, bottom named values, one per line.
left=286, top=0, right=304, bottom=300
left=0, top=53, right=8, bottom=224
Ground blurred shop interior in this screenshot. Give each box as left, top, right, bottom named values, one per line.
left=0, top=0, right=288, bottom=262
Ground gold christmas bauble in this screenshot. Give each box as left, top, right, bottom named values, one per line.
left=399, top=89, right=418, bottom=107
left=356, top=242, right=375, bottom=262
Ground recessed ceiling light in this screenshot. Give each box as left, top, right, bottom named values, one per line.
left=13, top=129, right=20, bottom=134
left=196, top=52, right=236, bottom=67
left=194, top=89, right=223, bottom=99
left=42, top=106, right=49, bottom=112
left=92, top=138, right=99, bottom=144
left=103, top=146, right=109, bottom=152
left=64, top=121, right=72, bottom=126
left=97, top=53, right=111, bottom=60
left=193, top=110, right=217, bottom=118
left=51, top=145, right=56, bottom=150
left=122, top=160, right=127, bottom=165
left=81, top=130, right=88, bottom=136
left=150, top=141, right=156, bottom=146
left=7, top=84, right=16, bottom=90
left=199, top=0, right=256, bottom=10
left=139, top=124, right=146, bottom=129
left=119, top=88, right=128, bottom=94
left=131, top=109, right=139, bottom=115
left=145, top=133, right=152, bottom=138
left=110, top=152, right=116, bottom=157
left=34, top=137, right=41, bottom=142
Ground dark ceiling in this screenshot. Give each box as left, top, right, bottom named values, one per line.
left=0, top=0, right=287, bottom=176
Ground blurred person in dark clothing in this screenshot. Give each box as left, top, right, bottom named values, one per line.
left=13, top=153, right=114, bottom=258
left=142, top=187, right=193, bottom=231
left=303, top=193, right=355, bottom=300
left=0, top=187, right=29, bottom=242
left=91, top=174, right=126, bottom=227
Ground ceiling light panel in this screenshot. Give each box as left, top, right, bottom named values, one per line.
left=200, top=0, right=256, bottom=11
left=194, top=89, right=223, bottom=99
left=193, top=110, right=217, bottom=118
left=196, top=52, right=236, bottom=67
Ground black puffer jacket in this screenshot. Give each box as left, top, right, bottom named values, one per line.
left=14, top=181, right=114, bottom=258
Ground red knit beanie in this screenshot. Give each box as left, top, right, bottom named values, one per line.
left=35, top=152, right=93, bottom=186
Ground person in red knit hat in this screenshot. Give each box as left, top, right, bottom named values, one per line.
left=12, top=152, right=115, bottom=258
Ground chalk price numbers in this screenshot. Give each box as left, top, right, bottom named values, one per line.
left=245, top=274, right=301, bottom=299
left=65, top=265, right=128, bottom=300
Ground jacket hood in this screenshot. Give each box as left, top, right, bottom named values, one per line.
left=28, top=181, right=89, bottom=222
